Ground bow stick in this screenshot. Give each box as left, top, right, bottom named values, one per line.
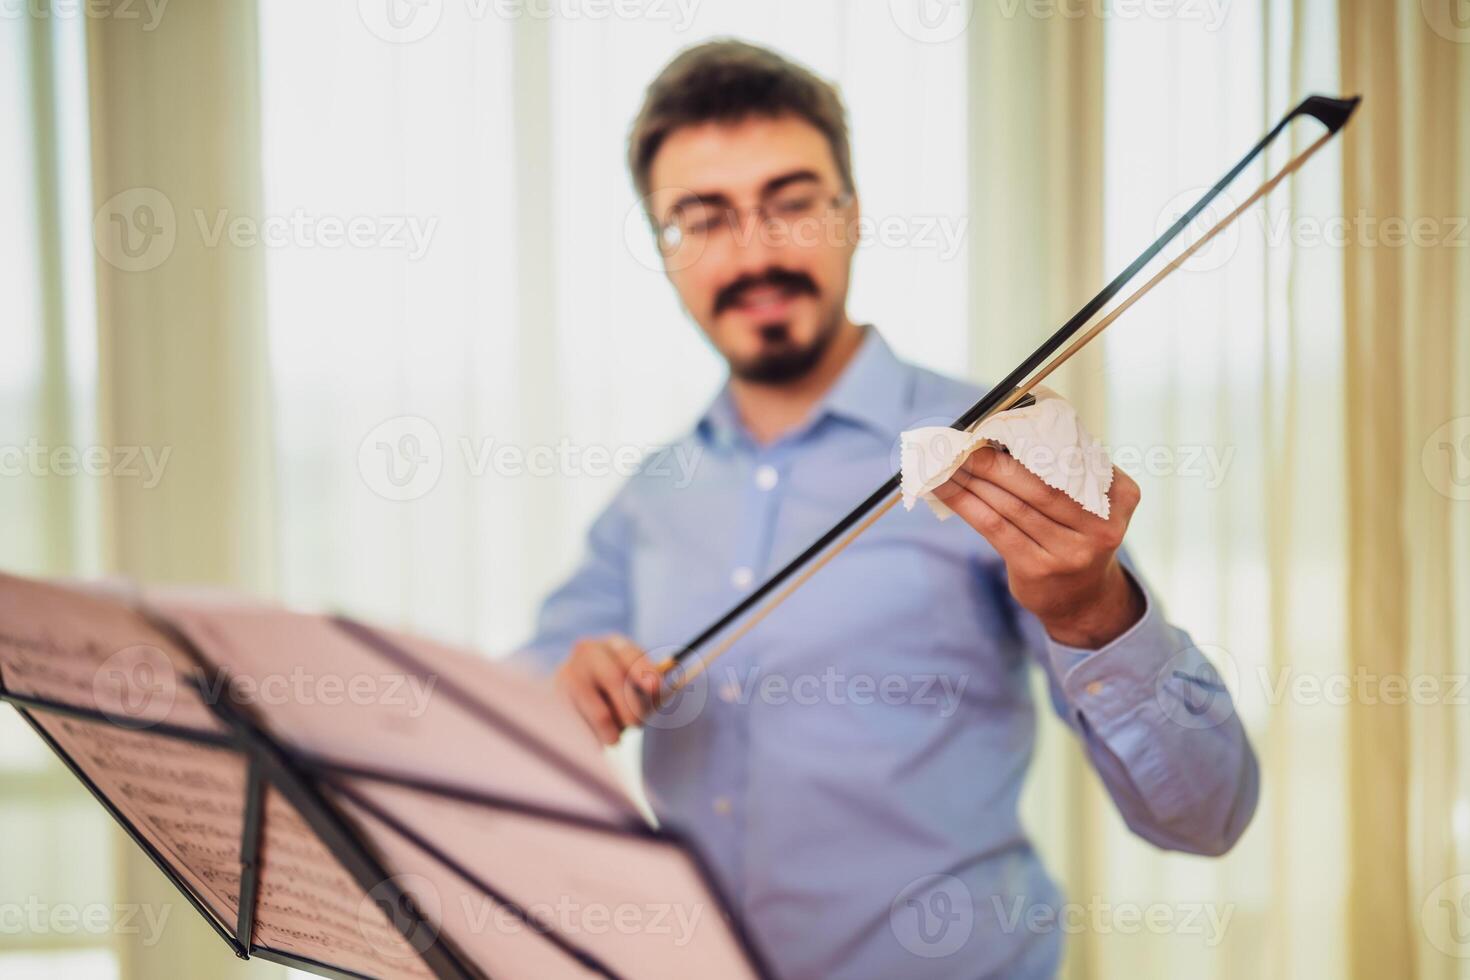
left=659, top=93, right=1361, bottom=694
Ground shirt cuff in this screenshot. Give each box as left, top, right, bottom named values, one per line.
left=1043, top=567, right=1178, bottom=722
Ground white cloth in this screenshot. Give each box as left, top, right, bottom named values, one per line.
left=900, top=386, right=1114, bottom=520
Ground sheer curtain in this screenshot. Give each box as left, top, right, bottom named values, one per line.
left=1079, top=1, right=1349, bottom=976
left=0, top=13, right=117, bottom=980
left=256, top=0, right=971, bottom=653
left=7, top=1, right=1465, bottom=978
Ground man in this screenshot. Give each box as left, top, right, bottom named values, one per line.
left=518, top=40, right=1257, bottom=979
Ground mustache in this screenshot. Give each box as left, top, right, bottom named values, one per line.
left=714, top=268, right=819, bottom=315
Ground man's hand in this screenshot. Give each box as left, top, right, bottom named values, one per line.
left=934, top=445, right=1146, bottom=649
left=553, top=634, right=662, bottom=745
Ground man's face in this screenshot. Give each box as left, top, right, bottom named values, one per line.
left=645, top=114, right=859, bottom=384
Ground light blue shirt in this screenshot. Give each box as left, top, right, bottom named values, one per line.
left=519, top=329, right=1258, bottom=979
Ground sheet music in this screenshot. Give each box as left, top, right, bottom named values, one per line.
left=334, top=779, right=760, bottom=980
left=0, top=573, right=225, bottom=735
left=1, top=572, right=766, bottom=979
left=154, top=602, right=640, bottom=827
left=0, top=575, right=439, bottom=978
left=253, top=787, right=437, bottom=979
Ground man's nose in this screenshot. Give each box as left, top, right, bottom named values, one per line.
left=728, top=211, right=785, bottom=278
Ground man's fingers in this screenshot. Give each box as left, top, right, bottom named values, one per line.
left=564, top=676, right=622, bottom=745
left=937, top=477, right=1047, bottom=565
left=586, top=643, right=649, bottom=730
left=605, top=635, right=661, bottom=697
left=950, top=466, right=1078, bottom=552
left=960, top=445, right=1096, bottom=531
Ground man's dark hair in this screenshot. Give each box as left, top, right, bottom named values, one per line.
left=627, top=39, right=855, bottom=202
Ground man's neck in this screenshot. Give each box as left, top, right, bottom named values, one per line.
left=728, top=318, right=866, bottom=446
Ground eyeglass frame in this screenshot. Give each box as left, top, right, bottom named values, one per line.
left=653, top=180, right=856, bottom=256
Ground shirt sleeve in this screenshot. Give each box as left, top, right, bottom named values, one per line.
left=510, top=489, right=635, bottom=675
left=1012, top=552, right=1260, bottom=856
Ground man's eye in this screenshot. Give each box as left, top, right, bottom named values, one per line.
left=685, top=213, right=719, bottom=235
left=769, top=194, right=819, bottom=217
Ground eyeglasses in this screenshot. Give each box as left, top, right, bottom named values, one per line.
left=656, top=185, right=855, bottom=258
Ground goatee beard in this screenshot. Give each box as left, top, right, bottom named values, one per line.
left=730, top=319, right=841, bottom=385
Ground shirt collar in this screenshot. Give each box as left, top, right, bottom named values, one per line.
left=696, top=327, right=912, bottom=449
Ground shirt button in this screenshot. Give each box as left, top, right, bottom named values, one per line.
left=1085, top=680, right=1106, bottom=696
left=754, top=464, right=779, bottom=491
left=719, top=681, right=741, bottom=704
left=730, top=566, right=754, bottom=589
left=712, top=796, right=732, bottom=816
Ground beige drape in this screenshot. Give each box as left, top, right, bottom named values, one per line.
left=967, top=7, right=1108, bottom=977
left=87, top=2, right=280, bottom=977
left=975, top=4, right=1469, bottom=980
left=1339, top=4, right=1470, bottom=978
left=10, top=2, right=1466, bottom=978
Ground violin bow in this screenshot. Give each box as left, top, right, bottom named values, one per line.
left=659, top=93, right=1362, bottom=693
